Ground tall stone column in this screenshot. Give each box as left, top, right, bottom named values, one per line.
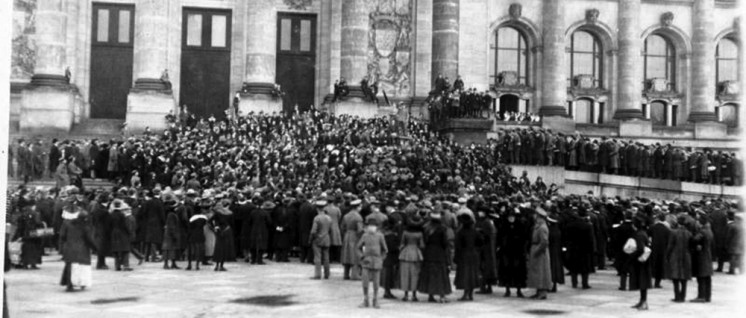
left=336, top=0, right=377, bottom=117
left=688, top=0, right=725, bottom=137
left=539, top=0, right=573, bottom=132
left=127, top=0, right=175, bottom=132
left=21, top=0, right=78, bottom=132
left=432, top=0, right=459, bottom=84
left=239, top=1, right=282, bottom=114
left=614, top=0, right=643, bottom=120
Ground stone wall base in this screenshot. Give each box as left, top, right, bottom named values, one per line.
left=693, top=121, right=727, bottom=139
left=126, top=90, right=175, bottom=132
left=238, top=93, right=283, bottom=115
left=618, top=119, right=653, bottom=137
left=332, top=97, right=379, bottom=118
left=541, top=116, right=576, bottom=134
left=20, top=86, right=77, bottom=133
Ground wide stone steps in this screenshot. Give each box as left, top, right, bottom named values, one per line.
left=6, top=178, right=117, bottom=190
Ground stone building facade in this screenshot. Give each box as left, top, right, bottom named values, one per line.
left=9, top=0, right=744, bottom=137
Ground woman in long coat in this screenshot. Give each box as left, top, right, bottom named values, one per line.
left=381, top=218, right=401, bottom=299
left=527, top=209, right=552, bottom=299
left=109, top=200, right=134, bottom=271
left=272, top=198, right=294, bottom=262
left=399, top=214, right=424, bottom=301
left=629, top=216, right=652, bottom=310
left=649, top=214, right=671, bottom=288
left=691, top=214, right=713, bottom=302
left=454, top=214, right=482, bottom=301
left=210, top=200, right=235, bottom=271
left=141, top=192, right=165, bottom=262
left=55, top=160, right=70, bottom=188
left=161, top=198, right=182, bottom=269
left=567, top=137, right=578, bottom=169
left=498, top=209, right=528, bottom=298
left=475, top=209, right=497, bottom=294
left=564, top=209, right=594, bottom=289
left=418, top=211, right=452, bottom=303
left=107, top=144, right=118, bottom=179
left=666, top=216, right=692, bottom=302
left=13, top=200, right=44, bottom=269
left=59, top=206, right=98, bottom=292
left=547, top=213, right=564, bottom=292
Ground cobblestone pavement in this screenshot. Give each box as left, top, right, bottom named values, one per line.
left=4, top=254, right=745, bottom=318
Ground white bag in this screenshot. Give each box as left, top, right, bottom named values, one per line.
left=70, top=263, right=93, bottom=288
left=8, top=241, right=22, bottom=265
left=638, top=246, right=652, bottom=262
left=623, top=238, right=637, bottom=254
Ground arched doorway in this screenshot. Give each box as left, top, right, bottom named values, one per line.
left=499, top=95, right=519, bottom=117
left=650, top=101, right=667, bottom=126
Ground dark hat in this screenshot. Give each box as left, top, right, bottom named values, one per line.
left=365, top=218, right=380, bottom=226
left=261, top=201, right=276, bottom=210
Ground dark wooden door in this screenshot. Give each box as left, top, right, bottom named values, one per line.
left=179, top=8, right=232, bottom=118
left=90, top=3, right=134, bottom=119
left=276, top=13, right=316, bottom=113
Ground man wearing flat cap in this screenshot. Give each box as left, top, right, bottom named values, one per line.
left=310, top=199, right=333, bottom=279
left=341, top=199, right=364, bottom=280
left=365, top=198, right=388, bottom=228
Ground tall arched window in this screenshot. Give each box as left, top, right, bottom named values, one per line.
left=716, top=37, right=739, bottom=83
left=643, top=34, right=676, bottom=90
left=567, top=30, right=602, bottom=87
left=492, top=27, right=528, bottom=85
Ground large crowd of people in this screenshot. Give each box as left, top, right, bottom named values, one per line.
left=4, top=109, right=744, bottom=311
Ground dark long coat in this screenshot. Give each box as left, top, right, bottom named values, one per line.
left=628, top=230, right=652, bottom=291
left=548, top=221, right=565, bottom=284
left=109, top=210, right=133, bottom=252
left=297, top=201, right=316, bottom=248
left=59, top=216, right=97, bottom=265
left=247, top=207, right=273, bottom=250
left=666, top=227, right=692, bottom=280
left=691, top=224, right=714, bottom=278
left=90, top=203, right=112, bottom=256
left=141, top=198, right=166, bottom=244
left=564, top=216, right=595, bottom=274
left=649, top=222, right=671, bottom=280
left=418, top=220, right=452, bottom=295
left=162, top=210, right=182, bottom=252
left=272, top=204, right=294, bottom=250
left=709, top=209, right=730, bottom=260
left=612, top=222, right=636, bottom=273
left=13, top=209, right=44, bottom=266
left=454, top=225, right=482, bottom=290
left=476, top=217, right=498, bottom=285
left=498, top=219, right=528, bottom=288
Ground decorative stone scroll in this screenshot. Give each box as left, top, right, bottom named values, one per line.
left=585, top=9, right=599, bottom=24
left=661, top=12, right=674, bottom=28
left=284, top=0, right=313, bottom=10
left=509, top=3, right=522, bottom=20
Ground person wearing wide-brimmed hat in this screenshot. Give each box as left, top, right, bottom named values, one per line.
left=399, top=213, right=425, bottom=301
left=546, top=210, right=564, bottom=293
left=418, top=210, right=452, bottom=303
left=564, top=206, right=594, bottom=290
left=210, top=196, right=236, bottom=271
left=341, top=199, right=364, bottom=280
left=161, top=193, right=182, bottom=270
left=109, top=199, right=133, bottom=271
left=475, top=207, right=498, bottom=294
left=140, top=189, right=166, bottom=263
left=310, top=199, right=333, bottom=279
left=454, top=213, right=482, bottom=301
left=526, top=207, right=552, bottom=300
left=498, top=207, right=528, bottom=298
left=90, top=193, right=112, bottom=270
left=59, top=204, right=97, bottom=292
left=356, top=218, right=388, bottom=308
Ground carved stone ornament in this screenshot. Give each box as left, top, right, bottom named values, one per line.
left=509, top=3, right=522, bottom=20
left=284, top=0, right=313, bottom=10
left=498, top=71, right=519, bottom=86
left=646, top=78, right=671, bottom=93
left=573, top=75, right=596, bottom=89
left=585, top=9, right=599, bottom=24
left=661, top=12, right=674, bottom=28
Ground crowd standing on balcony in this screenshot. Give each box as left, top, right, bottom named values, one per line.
left=428, top=75, right=494, bottom=121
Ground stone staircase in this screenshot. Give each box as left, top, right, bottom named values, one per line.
left=10, top=119, right=125, bottom=141
left=6, top=178, right=117, bottom=191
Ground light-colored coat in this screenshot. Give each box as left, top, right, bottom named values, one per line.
left=340, top=210, right=364, bottom=265
left=527, top=219, right=552, bottom=290
left=309, top=213, right=333, bottom=247
left=325, top=205, right=342, bottom=246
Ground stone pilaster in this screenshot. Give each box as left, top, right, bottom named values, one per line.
left=688, top=0, right=718, bottom=123
left=20, top=0, right=77, bottom=132
left=239, top=1, right=282, bottom=114
left=127, top=0, right=176, bottom=132
left=614, top=0, right=644, bottom=120
left=432, top=0, right=459, bottom=84
left=335, top=0, right=377, bottom=118
left=539, top=0, right=568, bottom=118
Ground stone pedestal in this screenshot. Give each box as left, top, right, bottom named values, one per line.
left=334, top=96, right=379, bottom=118
left=20, top=85, right=77, bottom=132
left=238, top=88, right=283, bottom=115
left=693, top=121, right=727, bottom=139
left=541, top=116, right=576, bottom=134
left=618, top=119, right=653, bottom=137
left=436, top=118, right=493, bottom=145
left=126, top=90, right=175, bottom=132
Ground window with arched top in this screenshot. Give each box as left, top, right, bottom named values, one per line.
left=716, top=37, right=739, bottom=83
left=491, top=26, right=529, bottom=85
left=643, top=34, right=676, bottom=90
left=567, top=30, right=602, bottom=88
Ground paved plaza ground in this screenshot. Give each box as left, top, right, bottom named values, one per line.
left=4, top=254, right=745, bottom=318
